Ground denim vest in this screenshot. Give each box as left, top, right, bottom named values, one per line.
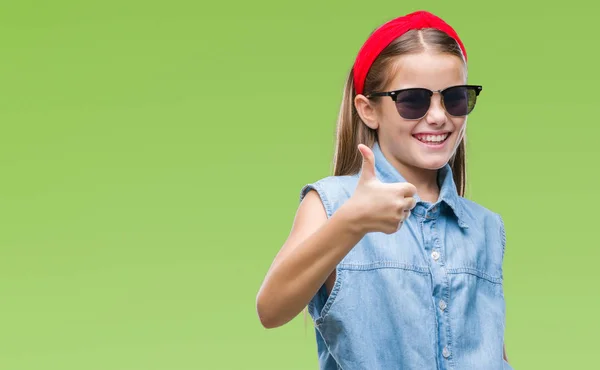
left=300, top=143, right=513, bottom=370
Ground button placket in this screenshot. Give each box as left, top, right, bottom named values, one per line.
left=425, top=215, right=453, bottom=365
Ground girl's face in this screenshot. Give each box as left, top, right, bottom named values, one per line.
left=359, top=51, right=467, bottom=172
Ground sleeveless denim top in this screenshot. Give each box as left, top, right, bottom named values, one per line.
left=299, top=143, right=513, bottom=370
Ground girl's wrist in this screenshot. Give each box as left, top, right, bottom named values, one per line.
left=335, top=201, right=370, bottom=238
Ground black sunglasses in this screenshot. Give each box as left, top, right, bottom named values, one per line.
left=366, top=85, right=483, bottom=120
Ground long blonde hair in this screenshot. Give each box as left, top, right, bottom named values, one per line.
left=333, top=28, right=467, bottom=196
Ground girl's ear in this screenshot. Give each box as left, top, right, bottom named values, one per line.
left=354, top=95, right=379, bottom=130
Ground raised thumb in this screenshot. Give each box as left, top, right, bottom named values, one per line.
left=358, top=144, right=376, bottom=181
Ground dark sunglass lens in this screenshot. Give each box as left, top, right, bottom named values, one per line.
left=394, top=89, right=431, bottom=119
left=443, top=86, right=477, bottom=116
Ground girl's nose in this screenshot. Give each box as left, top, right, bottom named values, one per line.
left=424, top=94, right=446, bottom=126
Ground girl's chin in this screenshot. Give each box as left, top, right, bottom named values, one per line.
left=413, top=154, right=453, bottom=170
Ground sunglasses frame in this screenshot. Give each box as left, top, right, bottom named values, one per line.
left=365, top=84, right=483, bottom=120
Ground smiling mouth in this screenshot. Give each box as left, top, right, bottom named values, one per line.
left=412, top=133, right=451, bottom=144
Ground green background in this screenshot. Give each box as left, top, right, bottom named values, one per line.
left=0, top=0, right=596, bottom=369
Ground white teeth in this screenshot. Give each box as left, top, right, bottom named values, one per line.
left=416, top=134, right=448, bottom=143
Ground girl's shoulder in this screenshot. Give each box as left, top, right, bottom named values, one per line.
left=458, top=197, right=503, bottom=222
left=457, top=197, right=506, bottom=244
left=298, top=174, right=359, bottom=217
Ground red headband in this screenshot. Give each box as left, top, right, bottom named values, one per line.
left=353, top=10, right=467, bottom=95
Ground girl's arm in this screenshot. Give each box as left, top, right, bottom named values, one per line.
left=256, top=145, right=416, bottom=329
left=255, top=190, right=366, bottom=329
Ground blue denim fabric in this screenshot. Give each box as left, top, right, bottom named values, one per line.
left=300, top=142, right=512, bottom=370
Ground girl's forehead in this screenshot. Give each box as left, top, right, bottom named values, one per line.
left=387, top=52, right=466, bottom=90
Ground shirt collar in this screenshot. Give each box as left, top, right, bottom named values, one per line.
left=371, top=142, right=468, bottom=228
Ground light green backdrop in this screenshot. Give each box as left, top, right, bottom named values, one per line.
left=1, top=1, right=597, bottom=369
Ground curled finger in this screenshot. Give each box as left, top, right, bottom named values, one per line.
left=404, top=197, right=417, bottom=210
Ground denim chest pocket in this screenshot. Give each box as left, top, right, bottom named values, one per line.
left=444, top=224, right=505, bottom=285
left=342, top=227, right=432, bottom=271
left=315, top=261, right=432, bottom=325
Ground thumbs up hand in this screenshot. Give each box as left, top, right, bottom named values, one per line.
left=346, top=144, right=418, bottom=235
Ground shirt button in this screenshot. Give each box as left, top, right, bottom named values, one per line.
left=442, top=347, right=451, bottom=358
left=431, top=251, right=440, bottom=261
left=439, top=300, right=447, bottom=311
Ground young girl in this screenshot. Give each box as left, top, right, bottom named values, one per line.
left=257, top=10, right=513, bottom=370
